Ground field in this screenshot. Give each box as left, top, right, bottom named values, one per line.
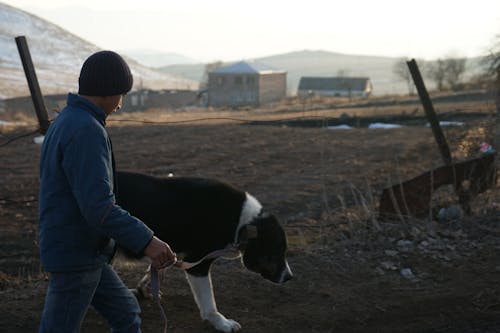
left=1, top=93, right=499, bottom=332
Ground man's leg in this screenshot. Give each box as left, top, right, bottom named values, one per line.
left=39, top=268, right=102, bottom=333
left=91, top=263, right=142, bottom=333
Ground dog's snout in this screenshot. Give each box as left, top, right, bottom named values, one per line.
left=282, top=270, right=293, bottom=283
left=278, top=261, right=293, bottom=284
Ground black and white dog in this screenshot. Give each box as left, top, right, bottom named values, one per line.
left=115, top=171, right=293, bottom=332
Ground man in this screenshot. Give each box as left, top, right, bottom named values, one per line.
left=38, top=50, right=176, bottom=332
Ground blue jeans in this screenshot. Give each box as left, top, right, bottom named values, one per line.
left=38, top=263, right=141, bottom=333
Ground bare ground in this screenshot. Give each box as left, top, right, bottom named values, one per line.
left=1, top=94, right=500, bottom=333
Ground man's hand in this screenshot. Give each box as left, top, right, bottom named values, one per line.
left=144, top=236, right=177, bottom=269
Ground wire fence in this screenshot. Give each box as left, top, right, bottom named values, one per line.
left=0, top=114, right=366, bottom=148
left=1, top=103, right=495, bottom=149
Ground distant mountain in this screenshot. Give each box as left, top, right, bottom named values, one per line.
left=1, top=2, right=485, bottom=100
left=121, top=49, right=199, bottom=68
left=260, top=50, right=404, bottom=95
left=157, top=50, right=408, bottom=96
left=158, top=63, right=207, bottom=83
left=0, top=3, right=197, bottom=100
left=159, top=50, right=486, bottom=96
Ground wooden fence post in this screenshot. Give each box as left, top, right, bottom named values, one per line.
left=15, top=36, right=50, bottom=135
left=407, top=59, right=452, bottom=166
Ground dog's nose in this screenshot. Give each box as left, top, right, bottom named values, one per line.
left=279, top=261, right=293, bottom=283
left=282, top=270, right=293, bottom=283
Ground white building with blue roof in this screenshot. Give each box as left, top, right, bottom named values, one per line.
left=208, top=61, right=287, bottom=107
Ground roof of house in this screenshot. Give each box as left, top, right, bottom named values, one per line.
left=298, top=77, right=371, bottom=91
left=211, top=61, right=286, bottom=74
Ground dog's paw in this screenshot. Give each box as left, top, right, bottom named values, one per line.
left=205, top=312, right=241, bottom=332
left=129, top=288, right=142, bottom=299
left=130, top=286, right=161, bottom=300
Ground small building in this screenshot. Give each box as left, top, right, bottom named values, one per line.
left=4, top=90, right=199, bottom=115
left=208, top=61, right=286, bottom=107
left=4, top=94, right=67, bottom=117
left=121, top=89, right=198, bottom=111
left=298, top=77, right=372, bottom=98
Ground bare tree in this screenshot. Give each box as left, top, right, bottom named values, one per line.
left=484, top=35, right=500, bottom=88
left=393, top=58, right=414, bottom=95
left=483, top=34, right=500, bottom=149
left=427, top=57, right=467, bottom=91
left=199, top=61, right=224, bottom=90
left=444, top=57, right=467, bottom=90
left=427, top=59, right=447, bottom=91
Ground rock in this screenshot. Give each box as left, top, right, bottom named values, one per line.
left=380, top=261, right=398, bottom=271
left=384, top=250, right=399, bottom=257
left=419, top=240, right=429, bottom=248
left=400, top=268, right=416, bottom=280
left=397, top=239, right=413, bottom=247
left=437, top=205, right=463, bottom=222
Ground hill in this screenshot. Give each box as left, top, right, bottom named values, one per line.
left=120, top=49, right=199, bottom=68
left=160, top=50, right=486, bottom=96
left=0, top=2, right=487, bottom=100
left=0, top=3, right=197, bottom=100
left=158, top=50, right=415, bottom=96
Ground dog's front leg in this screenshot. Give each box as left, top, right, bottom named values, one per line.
left=136, top=267, right=151, bottom=298
left=131, top=266, right=159, bottom=299
left=185, top=271, right=241, bottom=332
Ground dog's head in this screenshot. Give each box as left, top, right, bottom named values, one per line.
left=239, top=213, right=293, bottom=284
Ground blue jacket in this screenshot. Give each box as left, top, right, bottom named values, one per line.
left=39, top=93, right=153, bottom=272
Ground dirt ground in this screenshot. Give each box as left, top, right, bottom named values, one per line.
left=1, top=93, right=500, bottom=333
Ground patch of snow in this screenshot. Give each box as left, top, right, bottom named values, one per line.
left=368, top=123, right=403, bottom=129
left=426, top=121, right=464, bottom=127
left=325, top=124, right=353, bottom=130
left=33, top=135, right=44, bottom=145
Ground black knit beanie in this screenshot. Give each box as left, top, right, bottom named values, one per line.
left=78, top=50, right=133, bottom=96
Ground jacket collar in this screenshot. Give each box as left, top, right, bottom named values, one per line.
left=67, top=93, right=107, bottom=127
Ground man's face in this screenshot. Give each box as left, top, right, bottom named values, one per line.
left=102, top=95, right=123, bottom=116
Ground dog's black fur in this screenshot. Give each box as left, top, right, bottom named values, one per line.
left=114, top=171, right=292, bottom=332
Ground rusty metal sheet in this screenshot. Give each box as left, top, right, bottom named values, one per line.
left=379, top=153, right=497, bottom=219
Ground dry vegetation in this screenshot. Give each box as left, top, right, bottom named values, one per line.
left=1, top=92, right=499, bottom=332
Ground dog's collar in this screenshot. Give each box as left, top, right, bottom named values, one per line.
left=235, top=223, right=258, bottom=251
left=173, top=223, right=260, bottom=270
left=173, top=244, right=241, bottom=270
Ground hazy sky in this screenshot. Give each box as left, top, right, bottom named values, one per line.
left=3, top=0, right=500, bottom=62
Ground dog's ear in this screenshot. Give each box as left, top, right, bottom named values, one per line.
left=245, top=224, right=258, bottom=239
left=238, top=224, right=258, bottom=249
left=261, top=212, right=271, bottom=219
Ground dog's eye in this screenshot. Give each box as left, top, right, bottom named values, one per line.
left=260, top=256, right=277, bottom=269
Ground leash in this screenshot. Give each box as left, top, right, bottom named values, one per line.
left=175, top=245, right=241, bottom=270
left=149, top=225, right=258, bottom=331
left=150, top=265, right=169, bottom=333
left=149, top=245, right=241, bottom=332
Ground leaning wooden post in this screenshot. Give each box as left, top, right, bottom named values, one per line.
left=407, top=59, right=452, bottom=166
left=495, top=69, right=500, bottom=158
left=15, top=35, right=50, bottom=135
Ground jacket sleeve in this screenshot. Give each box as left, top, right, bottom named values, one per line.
left=62, top=122, right=153, bottom=254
